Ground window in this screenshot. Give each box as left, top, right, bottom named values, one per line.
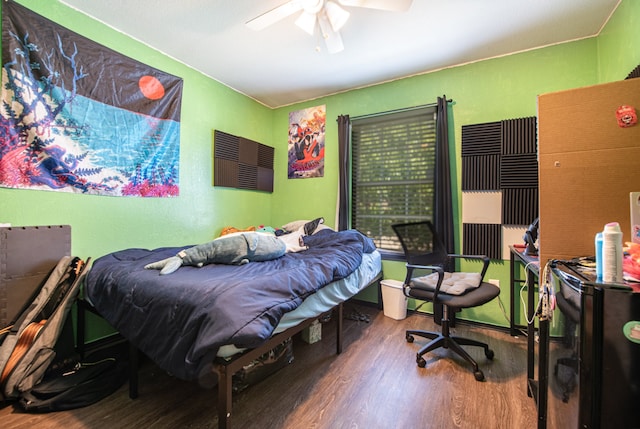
left=351, top=106, right=437, bottom=255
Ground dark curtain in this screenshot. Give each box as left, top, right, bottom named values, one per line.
left=434, top=96, right=454, bottom=254
left=336, top=114, right=351, bottom=231
left=433, top=96, right=454, bottom=325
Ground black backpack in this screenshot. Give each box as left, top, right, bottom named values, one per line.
left=18, top=357, right=128, bottom=412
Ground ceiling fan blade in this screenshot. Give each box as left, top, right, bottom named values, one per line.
left=318, top=12, right=344, bottom=53
left=295, top=11, right=317, bottom=35
left=337, top=0, right=412, bottom=12
left=246, top=1, right=304, bottom=31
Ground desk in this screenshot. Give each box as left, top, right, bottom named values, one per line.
left=509, top=245, right=539, bottom=336
left=509, top=246, right=548, bottom=429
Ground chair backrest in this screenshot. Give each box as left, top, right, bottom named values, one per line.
left=392, top=221, right=451, bottom=269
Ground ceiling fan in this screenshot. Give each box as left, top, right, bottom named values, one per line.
left=246, top=0, right=413, bottom=54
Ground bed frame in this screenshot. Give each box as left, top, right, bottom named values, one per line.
left=77, top=271, right=381, bottom=429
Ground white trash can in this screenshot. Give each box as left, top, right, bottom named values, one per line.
left=380, top=279, right=408, bottom=320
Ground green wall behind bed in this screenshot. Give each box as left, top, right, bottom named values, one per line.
left=1, top=0, right=277, bottom=259
left=2, top=1, right=639, bottom=339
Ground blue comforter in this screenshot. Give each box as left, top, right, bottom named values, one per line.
left=85, top=229, right=375, bottom=380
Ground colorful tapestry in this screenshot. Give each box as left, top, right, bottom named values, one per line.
left=0, top=1, right=183, bottom=197
left=288, top=105, right=325, bottom=179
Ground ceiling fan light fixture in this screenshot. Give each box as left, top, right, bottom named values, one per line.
left=325, top=1, right=350, bottom=31
left=247, top=0, right=409, bottom=54
left=295, top=11, right=317, bottom=35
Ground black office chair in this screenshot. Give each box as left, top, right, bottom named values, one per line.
left=392, top=221, right=500, bottom=381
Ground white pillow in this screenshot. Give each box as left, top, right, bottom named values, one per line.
left=411, top=272, right=482, bottom=296
left=281, top=220, right=308, bottom=232
left=281, top=219, right=333, bottom=235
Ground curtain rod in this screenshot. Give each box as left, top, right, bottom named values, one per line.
left=349, top=98, right=453, bottom=121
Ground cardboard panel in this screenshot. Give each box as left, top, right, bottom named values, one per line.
left=539, top=148, right=640, bottom=263
left=538, top=78, right=640, bottom=266
left=538, top=78, right=640, bottom=155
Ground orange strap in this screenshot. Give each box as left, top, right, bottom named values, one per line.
left=0, top=320, right=46, bottom=386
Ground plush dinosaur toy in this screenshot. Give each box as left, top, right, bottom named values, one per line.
left=144, top=231, right=286, bottom=275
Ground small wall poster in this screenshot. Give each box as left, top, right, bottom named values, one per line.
left=288, top=105, right=325, bottom=179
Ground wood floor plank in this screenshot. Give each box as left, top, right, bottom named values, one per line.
left=0, top=304, right=538, bottom=429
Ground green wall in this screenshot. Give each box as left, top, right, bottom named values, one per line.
left=2, top=1, right=639, bottom=333
left=1, top=1, right=276, bottom=259
left=597, top=0, right=640, bottom=82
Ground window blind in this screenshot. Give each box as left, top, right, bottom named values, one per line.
left=351, top=106, right=437, bottom=251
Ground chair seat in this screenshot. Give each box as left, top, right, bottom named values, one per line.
left=406, top=281, right=500, bottom=309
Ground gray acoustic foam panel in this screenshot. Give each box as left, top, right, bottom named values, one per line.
left=461, top=117, right=538, bottom=259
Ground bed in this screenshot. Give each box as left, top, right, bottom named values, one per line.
left=82, top=228, right=382, bottom=428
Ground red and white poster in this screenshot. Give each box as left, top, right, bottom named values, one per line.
left=288, top=105, right=325, bottom=179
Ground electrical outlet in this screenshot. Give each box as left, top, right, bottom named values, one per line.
left=489, top=279, right=500, bottom=289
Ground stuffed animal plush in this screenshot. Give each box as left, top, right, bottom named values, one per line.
left=144, top=232, right=286, bottom=275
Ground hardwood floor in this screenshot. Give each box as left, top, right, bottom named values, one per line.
left=1, top=304, right=538, bottom=429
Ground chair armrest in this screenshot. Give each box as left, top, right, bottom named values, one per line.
left=403, top=263, right=446, bottom=299
left=447, top=254, right=490, bottom=280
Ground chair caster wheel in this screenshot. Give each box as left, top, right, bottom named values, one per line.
left=406, top=334, right=414, bottom=343
left=485, top=349, right=494, bottom=360
left=474, top=370, right=485, bottom=382
left=417, top=356, right=426, bottom=368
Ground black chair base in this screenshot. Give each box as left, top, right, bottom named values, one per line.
left=406, top=328, right=494, bottom=382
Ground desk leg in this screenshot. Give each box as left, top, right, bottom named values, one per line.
left=537, top=319, right=549, bottom=429
left=527, top=269, right=536, bottom=393
left=510, top=252, right=518, bottom=336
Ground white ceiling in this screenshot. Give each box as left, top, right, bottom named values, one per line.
left=59, top=0, right=621, bottom=108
